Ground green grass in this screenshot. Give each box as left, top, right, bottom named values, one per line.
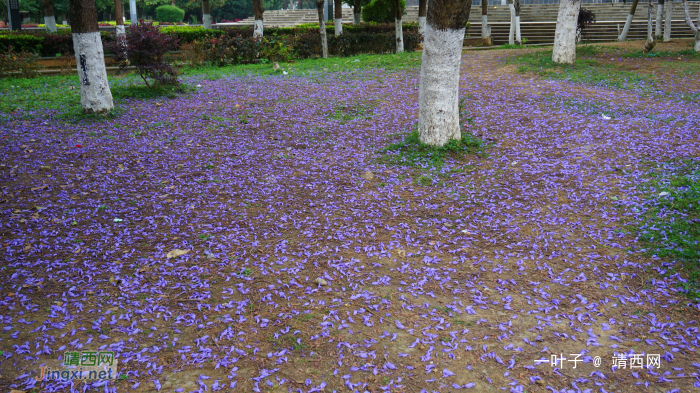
left=511, top=49, right=656, bottom=90
left=637, top=159, right=700, bottom=299
left=380, top=129, right=484, bottom=169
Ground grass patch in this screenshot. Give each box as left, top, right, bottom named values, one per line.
left=637, top=159, right=700, bottom=299
left=380, top=129, right=484, bottom=169
left=497, top=44, right=527, bottom=50
left=511, top=49, right=656, bottom=90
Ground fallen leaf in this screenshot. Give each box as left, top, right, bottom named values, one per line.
left=167, top=249, right=190, bottom=259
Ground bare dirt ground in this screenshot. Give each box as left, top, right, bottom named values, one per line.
left=0, top=40, right=699, bottom=392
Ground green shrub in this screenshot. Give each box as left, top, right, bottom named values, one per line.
left=156, top=5, right=185, bottom=23
left=160, top=26, right=224, bottom=43
left=362, top=0, right=405, bottom=23
left=0, top=34, right=44, bottom=54
left=0, top=49, right=40, bottom=78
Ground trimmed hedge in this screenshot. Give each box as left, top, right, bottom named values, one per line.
left=156, top=5, right=185, bottom=23
left=0, top=34, right=44, bottom=53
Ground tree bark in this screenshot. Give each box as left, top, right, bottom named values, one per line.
left=202, top=0, right=212, bottom=28
left=43, top=0, right=57, bottom=32
left=417, top=0, right=471, bottom=146
left=663, top=0, right=672, bottom=41
left=643, top=0, right=656, bottom=53
left=316, top=0, right=328, bottom=58
left=418, top=0, right=427, bottom=35
left=618, top=0, right=638, bottom=41
left=334, top=0, right=342, bottom=34
left=682, top=0, right=700, bottom=51
left=655, top=0, right=664, bottom=38
left=394, top=0, right=403, bottom=53
left=69, top=0, right=114, bottom=113
left=481, top=0, right=490, bottom=44
left=514, top=0, right=521, bottom=44
left=353, top=0, right=361, bottom=24
left=552, top=0, right=580, bottom=64
left=114, top=0, right=125, bottom=37
left=253, top=0, right=263, bottom=36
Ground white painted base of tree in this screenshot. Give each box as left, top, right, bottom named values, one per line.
left=72, top=32, right=113, bottom=114
left=254, top=19, right=263, bottom=37
left=696, top=32, right=700, bottom=51
left=334, top=18, right=343, bottom=35
left=619, top=14, right=633, bottom=41
left=418, top=16, right=426, bottom=36
left=508, top=4, right=516, bottom=45
left=515, top=15, right=522, bottom=44
left=353, top=12, right=361, bottom=25
left=395, top=18, right=404, bottom=53
left=655, top=5, right=663, bottom=37
left=45, top=16, right=57, bottom=32
left=552, top=0, right=580, bottom=64
left=203, top=14, right=212, bottom=29
left=663, top=1, right=672, bottom=41
left=418, top=24, right=465, bottom=146
left=116, top=25, right=126, bottom=38
left=481, top=15, right=490, bottom=40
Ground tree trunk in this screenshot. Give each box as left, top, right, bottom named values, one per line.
left=663, top=0, right=672, bottom=41
left=334, top=0, right=342, bottom=34
left=508, top=0, right=515, bottom=45
left=418, top=0, right=427, bottom=35
left=682, top=0, right=700, bottom=51
left=128, top=0, right=137, bottom=24
left=394, top=0, right=403, bottom=53
left=316, top=0, right=328, bottom=57
left=655, top=0, right=664, bottom=38
left=114, top=0, right=125, bottom=38
left=353, top=0, right=361, bottom=24
left=514, top=0, right=521, bottom=44
left=62, top=13, right=67, bottom=24
left=643, top=0, right=656, bottom=53
left=253, top=0, right=263, bottom=36
left=202, top=0, right=212, bottom=28
left=69, top=0, right=113, bottom=113
left=481, top=0, right=490, bottom=44
left=618, top=0, right=638, bottom=41
left=417, top=0, right=471, bottom=146
left=552, top=0, right=580, bottom=64
left=43, top=0, right=57, bottom=32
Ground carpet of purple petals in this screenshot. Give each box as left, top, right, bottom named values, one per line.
left=1, top=43, right=700, bottom=393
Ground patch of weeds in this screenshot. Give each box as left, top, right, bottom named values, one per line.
left=380, top=129, right=484, bottom=169
left=636, top=159, right=700, bottom=299
left=198, top=234, right=212, bottom=241
left=497, top=44, right=527, bottom=50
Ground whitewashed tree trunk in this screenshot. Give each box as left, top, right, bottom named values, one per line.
left=643, top=0, right=656, bottom=53
left=663, top=0, right=672, bottom=41
left=618, top=0, right=638, bottom=41
left=45, top=15, right=57, bottom=32
left=682, top=0, right=700, bottom=51
left=552, top=0, right=581, bottom=64
left=515, top=15, right=521, bottom=43
left=655, top=0, right=664, bottom=37
left=254, top=19, right=263, bottom=37
left=419, top=16, right=426, bottom=35
left=353, top=12, right=361, bottom=24
left=335, top=18, right=343, bottom=34
left=72, top=32, right=114, bottom=113
left=418, top=0, right=427, bottom=35
left=508, top=2, right=515, bottom=44
left=418, top=24, right=465, bottom=146
left=203, top=14, right=212, bottom=28
left=481, top=15, right=490, bottom=41
left=116, top=24, right=125, bottom=37
left=395, top=17, right=404, bottom=53
left=316, top=0, right=328, bottom=58
left=129, top=0, right=137, bottom=23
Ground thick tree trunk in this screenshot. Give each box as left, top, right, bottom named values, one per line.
left=393, top=0, right=404, bottom=53
left=418, top=0, right=427, bottom=35
left=618, top=0, right=638, bottom=41
left=43, top=0, right=57, bottom=32
left=481, top=0, right=490, bottom=44
left=62, top=13, right=67, bottom=24
left=202, top=0, right=212, bottom=28
left=663, top=0, right=672, bottom=41
left=69, top=0, right=113, bottom=113
left=552, top=0, right=580, bottom=64
left=334, top=0, right=342, bottom=34
left=655, top=0, right=664, bottom=38
left=114, top=0, right=125, bottom=38
left=253, top=0, right=263, bottom=37
left=417, top=0, right=471, bottom=146
left=643, top=0, right=656, bottom=53
left=514, top=0, right=521, bottom=44
left=128, top=0, right=137, bottom=24
left=508, top=0, right=515, bottom=44
left=682, top=0, right=700, bottom=51
left=316, top=0, right=328, bottom=58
